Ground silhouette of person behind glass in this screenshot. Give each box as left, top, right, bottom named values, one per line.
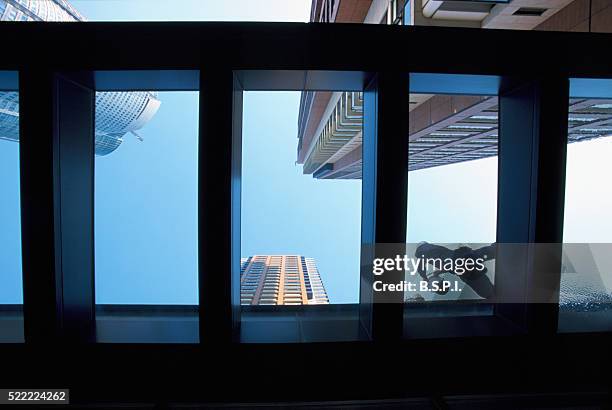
left=415, top=242, right=495, bottom=299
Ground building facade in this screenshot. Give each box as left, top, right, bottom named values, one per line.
left=0, top=0, right=161, bottom=156
left=299, top=0, right=612, bottom=178
left=240, top=255, right=329, bottom=305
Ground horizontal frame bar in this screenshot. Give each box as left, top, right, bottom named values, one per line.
left=0, top=24, right=611, bottom=79
left=94, top=70, right=200, bottom=91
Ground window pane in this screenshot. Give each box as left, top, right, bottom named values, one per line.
left=0, top=87, right=24, bottom=343
left=560, top=89, right=612, bottom=332
left=402, top=85, right=499, bottom=338
left=240, top=91, right=363, bottom=342
left=241, top=91, right=361, bottom=305
left=405, top=92, right=498, bottom=306
left=95, top=91, right=198, bottom=310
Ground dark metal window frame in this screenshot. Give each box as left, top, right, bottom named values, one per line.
left=1, top=22, right=612, bottom=401
left=3, top=23, right=608, bottom=343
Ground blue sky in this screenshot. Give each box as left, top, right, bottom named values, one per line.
left=0, top=139, right=21, bottom=304
left=407, top=156, right=497, bottom=244
left=2, top=1, right=612, bottom=305
left=95, top=92, right=199, bottom=304
left=71, top=0, right=311, bottom=22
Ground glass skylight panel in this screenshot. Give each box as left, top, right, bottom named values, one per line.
left=241, top=91, right=361, bottom=308
left=406, top=88, right=498, bottom=328
left=0, top=83, right=23, bottom=343
left=561, top=86, right=612, bottom=333
left=95, top=91, right=199, bottom=306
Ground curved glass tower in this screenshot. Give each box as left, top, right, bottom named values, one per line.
left=92, top=91, right=161, bottom=156
left=0, top=0, right=161, bottom=156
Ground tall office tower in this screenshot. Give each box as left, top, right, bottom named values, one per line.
left=240, top=255, right=330, bottom=305
left=298, top=0, right=612, bottom=178
left=0, top=0, right=161, bottom=156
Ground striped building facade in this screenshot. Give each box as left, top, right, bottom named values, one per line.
left=240, top=255, right=329, bottom=305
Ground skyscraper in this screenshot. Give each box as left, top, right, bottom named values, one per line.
left=240, top=255, right=329, bottom=305
left=0, top=0, right=161, bottom=156
left=299, top=0, right=612, bottom=178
